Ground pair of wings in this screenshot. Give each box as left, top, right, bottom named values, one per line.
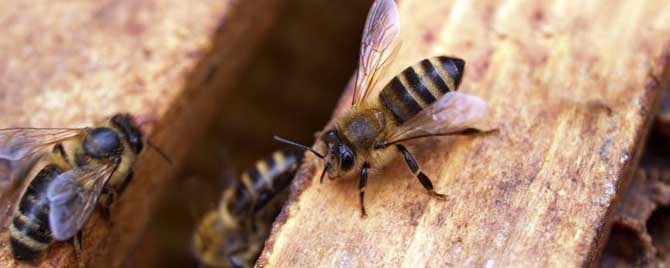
left=0, top=127, right=119, bottom=240
left=351, top=0, right=489, bottom=144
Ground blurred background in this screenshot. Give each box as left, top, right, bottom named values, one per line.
left=127, top=0, right=375, bottom=267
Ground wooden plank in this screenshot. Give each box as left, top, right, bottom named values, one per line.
left=259, top=0, right=670, bottom=267
left=0, top=0, right=280, bottom=267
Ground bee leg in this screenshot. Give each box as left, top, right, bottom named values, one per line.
left=98, top=170, right=132, bottom=220
left=395, top=144, right=447, bottom=199
left=98, top=187, right=117, bottom=220
left=359, top=162, right=370, bottom=218
left=73, top=231, right=85, bottom=268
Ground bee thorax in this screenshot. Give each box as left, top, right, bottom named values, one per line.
left=339, top=108, right=386, bottom=149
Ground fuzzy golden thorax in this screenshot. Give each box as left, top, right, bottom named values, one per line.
left=321, top=101, right=399, bottom=179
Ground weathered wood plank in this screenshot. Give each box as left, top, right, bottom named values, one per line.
left=0, top=0, right=280, bottom=267
left=259, top=0, right=670, bottom=267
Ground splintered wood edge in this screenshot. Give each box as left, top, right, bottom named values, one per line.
left=0, top=0, right=282, bottom=267
left=590, top=51, right=670, bottom=266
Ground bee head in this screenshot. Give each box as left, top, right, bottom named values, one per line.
left=83, top=127, right=123, bottom=159
left=111, top=114, right=144, bottom=154
left=321, top=129, right=355, bottom=178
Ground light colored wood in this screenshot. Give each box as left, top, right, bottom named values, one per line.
left=0, top=0, right=280, bottom=267
left=259, top=0, right=670, bottom=267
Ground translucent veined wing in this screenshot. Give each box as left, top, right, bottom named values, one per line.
left=0, top=128, right=83, bottom=161
left=351, top=0, right=401, bottom=106
left=47, top=162, right=117, bottom=240
left=0, top=157, right=40, bottom=227
left=0, top=128, right=84, bottom=195
left=384, top=92, right=489, bottom=144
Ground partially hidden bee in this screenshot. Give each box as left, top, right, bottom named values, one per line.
left=274, top=0, right=493, bottom=217
left=0, top=114, right=167, bottom=266
left=192, top=150, right=303, bottom=268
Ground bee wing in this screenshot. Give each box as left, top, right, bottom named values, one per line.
left=0, top=128, right=84, bottom=196
left=47, top=163, right=117, bottom=240
left=0, top=128, right=83, bottom=161
left=352, top=0, right=401, bottom=106
left=384, top=92, right=490, bottom=144
left=0, top=157, right=38, bottom=227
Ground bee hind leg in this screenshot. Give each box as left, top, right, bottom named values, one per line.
left=359, top=162, right=370, bottom=218
left=395, top=144, right=447, bottom=200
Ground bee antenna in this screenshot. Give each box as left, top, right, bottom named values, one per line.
left=146, top=139, right=173, bottom=165
left=272, top=136, right=324, bottom=159
left=319, top=163, right=330, bottom=183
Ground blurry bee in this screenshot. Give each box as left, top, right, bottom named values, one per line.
left=0, top=114, right=167, bottom=266
left=192, top=151, right=302, bottom=268
left=274, top=0, right=493, bottom=216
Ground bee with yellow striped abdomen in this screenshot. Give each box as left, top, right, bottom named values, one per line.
left=192, top=151, right=302, bottom=268
left=275, top=0, right=493, bottom=217
left=0, top=114, right=168, bottom=267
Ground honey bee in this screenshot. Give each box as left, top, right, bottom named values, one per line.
left=192, top=151, right=302, bottom=268
left=274, top=0, right=493, bottom=216
left=0, top=114, right=167, bottom=266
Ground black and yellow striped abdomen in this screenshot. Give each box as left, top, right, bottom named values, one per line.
left=379, top=56, right=465, bottom=123
left=10, top=164, right=61, bottom=261
left=227, top=151, right=303, bottom=216
left=193, top=151, right=303, bottom=268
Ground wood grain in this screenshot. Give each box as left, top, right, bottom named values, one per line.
left=0, top=0, right=280, bottom=267
left=259, top=1, right=670, bottom=267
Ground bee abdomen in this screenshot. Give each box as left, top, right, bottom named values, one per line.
left=229, top=151, right=303, bottom=215
left=10, top=165, right=60, bottom=261
left=379, top=56, right=465, bottom=123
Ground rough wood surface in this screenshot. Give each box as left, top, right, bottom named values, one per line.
left=259, top=1, right=670, bottom=267
left=599, top=123, right=670, bottom=268
left=0, top=0, right=279, bottom=267
left=600, top=165, right=670, bottom=267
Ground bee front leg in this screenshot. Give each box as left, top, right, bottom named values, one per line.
left=395, top=144, right=447, bottom=199
left=359, top=162, right=370, bottom=218
left=98, top=170, right=133, bottom=219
